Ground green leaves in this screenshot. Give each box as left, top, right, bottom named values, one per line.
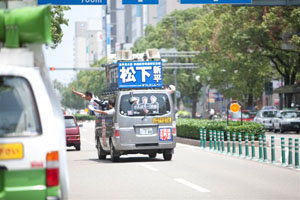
left=50, top=5, right=70, bottom=49
left=177, top=118, right=265, bottom=140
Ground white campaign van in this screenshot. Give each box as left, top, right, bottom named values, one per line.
left=0, top=5, right=69, bottom=200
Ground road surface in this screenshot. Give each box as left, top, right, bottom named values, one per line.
left=66, top=121, right=300, bottom=200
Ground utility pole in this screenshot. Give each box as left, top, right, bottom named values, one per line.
left=173, top=17, right=177, bottom=110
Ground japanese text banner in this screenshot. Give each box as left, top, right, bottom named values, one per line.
left=118, top=61, right=163, bottom=89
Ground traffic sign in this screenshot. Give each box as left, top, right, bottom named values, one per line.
left=230, top=103, right=241, bottom=113
left=118, top=61, right=163, bottom=89
left=38, top=0, right=107, bottom=5
left=122, top=0, right=159, bottom=4
left=180, top=0, right=251, bottom=4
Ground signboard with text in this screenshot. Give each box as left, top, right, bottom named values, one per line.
left=38, top=0, right=106, bottom=5
left=122, top=0, right=159, bottom=4
left=118, top=61, right=163, bottom=89
left=180, top=0, right=251, bottom=4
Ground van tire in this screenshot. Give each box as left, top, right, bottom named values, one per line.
left=97, top=139, right=106, bottom=160
left=75, top=144, right=81, bottom=151
left=149, top=153, right=157, bottom=158
left=163, top=153, right=172, bottom=161
left=110, top=142, right=120, bottom=162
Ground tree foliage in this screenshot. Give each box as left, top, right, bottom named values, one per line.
left=50, top=5, right=70, bottom=49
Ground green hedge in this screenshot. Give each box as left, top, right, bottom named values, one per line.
left=177, top=118, right=265, bottom=141
left=74, top=114, right=96, bottom=121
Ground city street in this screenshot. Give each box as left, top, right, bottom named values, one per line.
left=67, top=122, right=300, bottom=200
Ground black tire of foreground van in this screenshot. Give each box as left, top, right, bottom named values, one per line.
left=110, top=142, right=120, bottom=162
left=163, top=153, right=172, bottom=161
left=97, top=139, right=107, bottom=160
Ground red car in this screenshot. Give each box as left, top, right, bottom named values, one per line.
left=228, top=110, right=253, bottom=122
left=64, top=115, right=81, bottom=151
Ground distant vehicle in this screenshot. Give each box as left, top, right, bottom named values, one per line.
left=272, top=110, right=300, bottom=133
left=254, top=110, right=277, bottom=131
left=64, top=115, right=82, bottom=151
left=79, top=109, right=87, bottom=115
left=262, top=106, right=277, bottom=110
left=228, top=110, right=253, bottom=121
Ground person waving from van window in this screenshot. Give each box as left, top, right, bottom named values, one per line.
left=89, top=99, right=115, bottom=116
left=72, top=86, right=99, bottom=115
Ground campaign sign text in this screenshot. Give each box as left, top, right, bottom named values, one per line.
left=118, top=61, right=163, bottom=89
left=38, top=0, right=107, bottom=5
left=122, top=0, right=159, bottom=4
left=180, top=0, right=251, bottom=4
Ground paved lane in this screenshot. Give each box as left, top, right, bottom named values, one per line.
left=67, top=122, right=300, bottom=200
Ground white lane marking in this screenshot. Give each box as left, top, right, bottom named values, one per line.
left=137, top=163, right=159, bottom=172
left=174, top=178, right=210, bottom=193
left=88, top=142, right=95, bottom=146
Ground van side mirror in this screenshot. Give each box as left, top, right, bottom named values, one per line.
left=129, top=97, right=139, bottom=105
left=79, top=124, right=83, bottom=127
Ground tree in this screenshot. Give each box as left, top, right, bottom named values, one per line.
left=59, top=57, right=107, bottom=109
left=132, top=8, right=206, bottom=117
left=50, top=5, right=70, bottom=49
left=207, top=6, right=300, bottom=108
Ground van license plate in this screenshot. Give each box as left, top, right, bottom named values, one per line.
left=140, top=128, right=153, bottom=135
left=0, top=143, right=23, bottom=160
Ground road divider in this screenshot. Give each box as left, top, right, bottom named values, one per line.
left=198, top=129, right=299, bottom=170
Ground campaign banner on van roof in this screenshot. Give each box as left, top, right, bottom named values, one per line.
left=118, top=61, right=163, bottom=89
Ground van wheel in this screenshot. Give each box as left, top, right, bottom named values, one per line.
left=149, top=153, right=157, bottom=158
left=110, top=142, right=120, bottom=163
left=163, top=153, right=172, bottom=161
left=97, top=139, right=106, bottom=160
left=75, top=144, right=81, bottom=151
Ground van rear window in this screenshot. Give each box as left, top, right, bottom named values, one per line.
left=120, top=93, right=171, bottom=117
left=0, top=76, right=41, bottom=137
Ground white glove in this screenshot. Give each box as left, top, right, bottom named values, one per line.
left=88, top=105, right=95, bottom=111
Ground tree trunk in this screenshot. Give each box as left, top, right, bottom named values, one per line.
left=247, top=93, right=253, bottom=109
left=192, top=94, right=198, bottom=118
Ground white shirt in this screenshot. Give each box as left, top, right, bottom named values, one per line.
left=105, top=108, right=115, bottom=116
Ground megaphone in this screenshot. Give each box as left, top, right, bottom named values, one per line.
left=0, top=5, right=51, bottom=48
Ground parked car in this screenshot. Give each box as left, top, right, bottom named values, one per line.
left=262, top=106, right=278, bottom=110
left=228, top=110, right=253, bottom=121
left=253, top=110, right=277, bottom=131
left=272, top=110, right=300, bottom=133
left=64, top=115, right=82, bottom=151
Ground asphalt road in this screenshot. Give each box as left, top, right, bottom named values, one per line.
left=67, top=121, right=300, bottom=200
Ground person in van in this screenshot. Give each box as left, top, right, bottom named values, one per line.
left=72, top=86, right=100, bottom=115
left=89, top=99, right=115, bottom=116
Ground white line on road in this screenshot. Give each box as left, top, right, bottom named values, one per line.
left=174, top=178, right=210, bottom=193
left=137, top=163, right=159, bottom=172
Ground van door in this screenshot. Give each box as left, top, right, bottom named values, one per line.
left=0, top=76, right=48, bottom=200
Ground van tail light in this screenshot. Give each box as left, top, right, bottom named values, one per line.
left=46, top=151, right=59, bottom=187
left=172, top=121, right=177, bottom=136
left=114, top=123, right=120, bottom=138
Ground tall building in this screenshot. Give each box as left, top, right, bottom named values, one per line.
left=74, top=19, right=105, bottom=68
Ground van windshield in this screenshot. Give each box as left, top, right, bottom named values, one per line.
left=120, top=93, right=171, bottom=117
